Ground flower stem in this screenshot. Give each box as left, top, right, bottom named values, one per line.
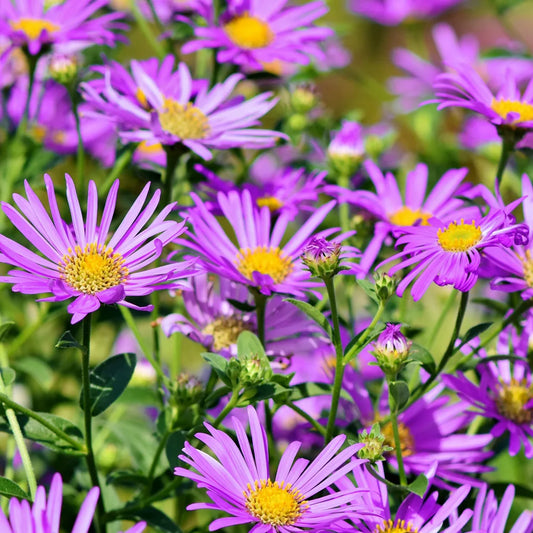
left=325, top=277, right=345, bottom=444
left=495, top=129, right=517, bottom=187
left=252, top=290, right=268, bottom=346
left=285, top=400, right=326, bottom=437
left=338, top=173, right=351, bottom=235
left=68, top=88, right=85, bottom=191
left=81, top=315, right=105, bottom=533
left=388, top=387, right=407, bottom=486
left=130, top=2, right=166, bottom=59
left=162, top=145, right=185, bottom=206
left=212, top=389, right=239, bottom=428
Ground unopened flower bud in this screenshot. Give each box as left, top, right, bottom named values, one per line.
left=174, top=373, right=203, bottom=407
left=49, top=53, right=79, bottom=85
left=357, top=424, right=391, bottom=463
left=287, top=113, right=308, bottom=133
left=290, top=85, right=318, bottom=114
left=302, top=237, right=342, bottom=280
left=373, top=272, right=399, bottom=302
left=373, top=323, right=411, bottom=378
left=328, top=120, right=365, bottom=176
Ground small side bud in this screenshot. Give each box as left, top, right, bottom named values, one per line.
left=290, top=84, right=318, bottom=114
left=373, top=272, right=399, bottom=302
left=174, top=373, right=204, bottom=408
left=48, top=53, right=79, bottom=86
left=302, top=237, right=342, bottom=280
left=373, top=323, right=411, bottom=378
left=357, top=424, right=392, bottom=463
left=328, top=120, right=365, bottom=176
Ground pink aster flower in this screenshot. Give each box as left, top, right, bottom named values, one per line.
left=0, top=174, right=196, bottom=323
left=174, top=405, right=370, bottom=532
left=0, top=473, right=145, bottom=533
left=348, top=0, right=465, bottom=25
left=177, top=190, right=337, bottom=297
left=81, top=57, right=283, bottom=160
left=382, top=208, right=529, bottom=301
left=0, top=0, right=126, bottom=57
left=326, top=160, right=475, bottom=276
left=181, top=0, right=333, bottom=71
left=443, top=357, right=533, bottom=458
left=433, top=64, right=533, bottom=133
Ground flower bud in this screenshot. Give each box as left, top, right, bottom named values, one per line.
left=301, top=237, right=342, bottom=280
left=373, top=272, right=399, bottom=302
left=174, top=373, right=204, bottom=407
left=373, top=323, right=411, bottom=378
left=328, top=120, right=365, bottom=176
left=357, top=424, right=392, bottom=463
left=290, top=85, right=318, bottom=114
left=49, top=53, right=79, bottom=86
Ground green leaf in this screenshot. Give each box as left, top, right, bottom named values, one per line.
left=289, top=381, right=353, bottom=403
left=0, top=477, right=29, bottom=500
left=118, top=386, right=160, bottom=406
left=461, top=322, right=493, bottom=346
left=237, top=330, right=266, bottom=359
left=389, top=381, right=410, bottom=410
left=0, top=368, right=16, bottom=387
left=106, top=470, right=148, bottom=488
left=201, top=352, right=231, bottom=387
left=459, top=354, right=526, bottom=371
left=118, top=506, right=183, bottom=533
left=407, top=474, right=428, bottom=497
left=471, top=297, right=509, bottom=315
left=284, top=298, right=332, bottom=337
left=0, top=322, right=15, bottom=342
left=55, top=331, right=83, bottom=351
left=80, top=353, right=136, bottom=416
left=356, top=279, right=379, bottom=305
left=166, top=431, right=187, bottom=469
left=409, top=344, right=436, bottom=374
left=0, top=412, right=84, bottom=455
left=343, top=323, right=385, bottom=361
left=13, top=357, right=53, bottom=389
left=227, top=298, right=256, bottom=312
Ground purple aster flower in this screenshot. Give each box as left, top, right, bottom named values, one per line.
left=465, top=483, right=533, bottom=533
left=382, top=208, right=529, bottom=301
left=160, top=273, right=326, bottom=358
left=348, top=0, right=465, bottom=25
left=443, top=357, right=533, bottom=458
left=81, top=56, right=283, bottom=160
left=0, top=174, right=196, bottom=323
left=433, top=64, right=533, bottom=133
left=325, top=462, right=473, bottom=532
left=181, top=0, right=333, bottom=71
left=326, top=160, right=475, bottom=276
left=0, top=0, right=126, bottom=57
left=196, top=164, right=327, bottom=220
left=174, top=405, right=370, bottom=532
left=177, top=190, right=337, bottom=297
left=0, top=473, right=145, bottom=533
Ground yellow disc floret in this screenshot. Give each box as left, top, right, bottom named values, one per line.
left=437, top=219, right=482, bottom=252
left=496, top=378, right=533, bottom=424
left=10, top=18, right=60, bottom=40
left=491, top=98, right=533, bottom=124
left=245, top=479, right=307, bottom=526
left=236, top=246, right=293, bottom=284
left=256, top=196, right=283, bottom=213
left=224, top=13, right=274, bottom=49
left=375, top=519, right=419, bottom=533
left=389, top=206, right=431, bottom=227
left=158, top=98, right=210, bottom=140
left=202, top=316, right=252, bottom=351
left=59, top=243, right=128, bottom=294
left=520, top=250, right=533, bottom=288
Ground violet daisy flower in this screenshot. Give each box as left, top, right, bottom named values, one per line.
left=433, top=65, right=533, bottom=134
left=382, top=208, right=529, bottom=301
left=174, top=405, right=370, bottom=532
left=465, top=483, right=533, bottom=533
left=0, top=473, right=145, bottom=533
left=181, top=0, right=333, bottom=71
left=443, top=358, right=533, bottom=458
left=160, top=273, right=326, bottom=358
left=177, top=190, right=337, bottom=297
left=326, top=160, right=475, bottom=276
left=81, top=57, right=284, bottom=160
left=0, top=174, right=196, bottom=323
left=0, top=0, right=126, bottom=57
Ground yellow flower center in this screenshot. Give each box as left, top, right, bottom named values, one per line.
left=245, top=479, right=307, bottom=526
left=202, top=316, right=252, bottom=351
left=520, top=249, right=533, bottom=288
left=256, top=196, right=283, bottom=212
left=491, top=98, right=533, bottom=124
left=136, top=140, right=164, bottom=155
left=224, top=13, right=274, bottom=49
left=382, top=421, right=415, bottom=457
left=496, top=378, right=533, bottom=424
left=10, top=18, right=60, bottom=40
left=158, top=98, right=210, bottom=140
left=375, top=519, right=419, bottom=533
left=437, top=220, right=482, bottom=252
left=389, top=206, right=431, bottom=227
left=136, top=88, right=151, bottom=110
left=236, top=246, right=293, bottom=284
left=59, top=243, right=128, bottom=295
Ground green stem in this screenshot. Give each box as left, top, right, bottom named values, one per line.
left=69, top=89, right=85, bottom=190
left=130, top=2, right=166, bottom=59
left=427, top=291, right=456, bottom=351
left=150, top=292, right=165, bottom=407
left=364, top=463, right=411, bottom=493
left=388, top=387, right=407, bottom=486
left=285, top=400, right=326, bottom=437
left=16, top=54, right=39, bottom=139
left=100, top=145, right=135, bottom=196
left=162, top=145, right=185, bottom=206
left=212, top=389, right=239, bottom=428
left=143, top=430, right=171, bottom=497
left=495, top=131, right=515, bottom=186
left=338, top=174, right=351, bottom=235
left=0, top=349, right=37, bottom=499
left=324, top=277, right=345, bottom=444
left=81, top=315, right=105, bottom=533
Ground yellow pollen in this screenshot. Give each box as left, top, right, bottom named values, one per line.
left=135, top=88, right=150, bottom=110
left=59, top=243, right=128, bottom=295
left=256, top=196, right=283, bottom=212
left=224, top=13, right=274, bottom=49
left=236, top=246, right=293, bottom=284
left=245, top=479, right=307, bottom=526
left=136, top=140, right=164, bottom=155
left=10, top=18, right=60, bottom=40
left=437, top=219, right=482, bottom=252
left=491, top=98, right=533, bottom=125
left=389, top=206, right=431, bottom=227
left=202, top=316, right=252, bottom=351
left=520, top=250, right=533, bottom=288
left=158, top=98, right=209, bottom=140
left=375, top=519, right=419, bottom=533
left=381, top=421, right=415, bottom=457
left=496, top=378, right=533, bottom=424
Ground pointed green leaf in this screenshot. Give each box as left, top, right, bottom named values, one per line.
left=0, top=477, right=29, bottom=500
left=356, top=279, right=379, bottom=305
left=407, top=474, right=428, bottom=497
left=55, top=331, right=83, bottom=351
left=461, top=322, right=493, bottom=345
left=166, top=430, right=186, bottom=469
left=0, top=322, right=15, bottom=342
left=284, top=298, right=332, bottom=338
left=409, top=344, right=436, bottom=374
left=389, top=381, right=410, bottom=410
left=0, top=368, right=16, bottom=387
left=227, top=298, right=256, bottom=312
left=201, top=352, right=231, bottom=387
